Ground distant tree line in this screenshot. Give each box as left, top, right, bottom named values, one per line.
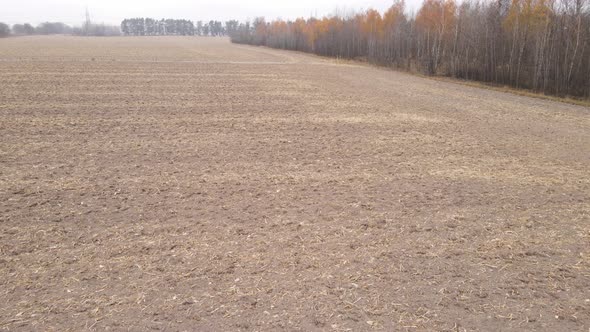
left=121, top=18, right=195, bottom=35
left=1, top=18, right=241, bottom=38
left=73, top=24, right=121, bottom=36
left=120, top=18, right=240, bottom=36
left=0, top=22, right=73, bottom=36
left=0, top=21, right=121, bottom=36
left=10, top=23, right=35, bottom=35
left=0, top=23, right=10, bottom=37
left=230, top=0, right=590, bottom=99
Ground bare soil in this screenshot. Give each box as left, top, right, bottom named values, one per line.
left=0, top=36, right=589, bottom=331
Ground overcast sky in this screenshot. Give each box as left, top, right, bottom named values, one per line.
left=1, top=0, right=423, bottom=26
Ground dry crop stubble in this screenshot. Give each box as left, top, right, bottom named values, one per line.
left=0, top=36, right=589, bottom=331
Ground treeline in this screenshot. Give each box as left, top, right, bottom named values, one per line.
left=121, top=18, right=195, bottom=36
left=0, top=22, right=73, bottom=36
left=0, top=21, right=121, bottom=37
left=0, top=23, right=10, bottom=37
left=0, top=18, right=240, bottom=38
left=120, top=18, right=240, bottom=36
left=230, top=0, right=590, bottom=99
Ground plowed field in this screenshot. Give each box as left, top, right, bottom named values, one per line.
left=1, top=36, right=589, bottom=331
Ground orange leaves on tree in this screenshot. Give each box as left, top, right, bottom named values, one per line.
left=384, top=0, right=406, bottom=31
left=504, top=0, right=553, bottom=32
left=416, top=0, right=457, bottom=35
left=359, top=9, right=385, bottom=38
left=269, top=20, right=288, bottom=37
left=253, top=17, right=267, bottom=37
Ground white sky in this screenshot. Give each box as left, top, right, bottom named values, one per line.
left=0, top=0, right=422, bottom=26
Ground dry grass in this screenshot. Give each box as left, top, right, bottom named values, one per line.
left=282, top=48, right=590, bottom=108
left=428, top=76, right=590, bottom=108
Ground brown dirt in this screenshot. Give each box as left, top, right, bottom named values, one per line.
left=0, top=36, right=589, bottom=331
